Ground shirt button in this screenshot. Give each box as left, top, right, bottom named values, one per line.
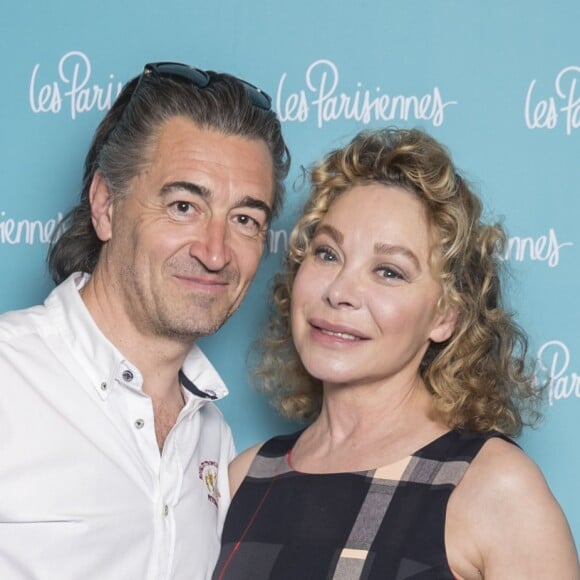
left=100, top=382, right=108, bottom=391
left=163, top=504, right=169, bottom=516
left=122, top=370, right=134, bottom=382
left=134, top=419, right=145, bottom=429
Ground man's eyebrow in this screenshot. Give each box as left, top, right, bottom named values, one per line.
left=236, top=196, right=272, bottom=224
left=159, top=181, right=211, bottom=198
left=374, top=242, right=421, bottom=271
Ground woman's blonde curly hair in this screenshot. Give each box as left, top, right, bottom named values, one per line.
left=255, top=127, right=539, bottom=436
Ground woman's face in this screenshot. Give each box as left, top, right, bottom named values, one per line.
left=291, top=184, right=456, bottom=391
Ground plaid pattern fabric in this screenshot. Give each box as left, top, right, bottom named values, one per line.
left=214, top=429, right=506, bottom=579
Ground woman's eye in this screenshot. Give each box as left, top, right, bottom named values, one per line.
left=313, top=246, right=337, bottom=262
left=377, top=266, right=405, bottom=281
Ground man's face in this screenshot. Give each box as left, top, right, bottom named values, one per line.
left=92, top=116, right=275, bottom=341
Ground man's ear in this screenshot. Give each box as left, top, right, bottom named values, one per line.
left=89, top=171, right=114, bottom=242
left=429, top=303, right=459, bottom=344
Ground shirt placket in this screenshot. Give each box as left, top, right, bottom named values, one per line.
left=157, top=432, right=185, bottom=579
left=117, top=363, right=171, bottom=579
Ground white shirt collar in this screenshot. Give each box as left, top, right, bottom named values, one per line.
left=45, top=272, right=229, bottom=401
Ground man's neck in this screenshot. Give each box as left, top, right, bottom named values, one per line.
left=79, top=273, right=193, bottom=401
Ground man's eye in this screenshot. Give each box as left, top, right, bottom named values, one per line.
left=168, top=201, right=200, bottom=220
left=233, top=214, right=262, bottom=235
left=174, top=201, right=192, bottom=213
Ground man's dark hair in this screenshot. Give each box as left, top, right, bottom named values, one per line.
left=48, top=69, right=291, bottom=284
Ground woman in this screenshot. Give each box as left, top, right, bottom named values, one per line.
left=213, top=128, right=579, bottom=579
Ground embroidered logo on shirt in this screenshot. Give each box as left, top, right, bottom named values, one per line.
left=199, top=460, right=220, bottom=507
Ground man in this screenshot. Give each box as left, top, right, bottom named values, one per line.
left=0, top=62, right=290, bottom=579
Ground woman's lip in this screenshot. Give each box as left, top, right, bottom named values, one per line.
left=308, top=318, right=369, bottom=340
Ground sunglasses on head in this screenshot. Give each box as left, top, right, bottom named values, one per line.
left=133, top=61, right=272, bottom=110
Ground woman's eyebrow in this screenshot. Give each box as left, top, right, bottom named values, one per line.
left=374, top=242, right=421, bottom=270
left=314, top=224, right=343, bottom=244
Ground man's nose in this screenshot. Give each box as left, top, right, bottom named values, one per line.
left=189, top=217, right=232, bottom=272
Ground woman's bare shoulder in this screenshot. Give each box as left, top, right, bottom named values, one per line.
left=447, top=436, right=579, bottom=579
left=461, top=436, right=555, bottom=507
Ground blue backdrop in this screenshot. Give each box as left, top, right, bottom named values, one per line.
left=2, top=0, right=578, bottom=549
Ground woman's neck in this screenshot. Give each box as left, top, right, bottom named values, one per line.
left=290, top=377, right=448, bottom=474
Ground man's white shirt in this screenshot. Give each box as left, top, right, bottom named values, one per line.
left=0, top=273, right=235, bottom=579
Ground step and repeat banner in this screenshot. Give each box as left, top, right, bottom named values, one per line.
left=1, top=0, right=578, bottom=546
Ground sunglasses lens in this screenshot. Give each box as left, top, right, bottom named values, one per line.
left=142, top=62, right=271, bottom=111
left=241, top=81, right=272, bottom=110
left=145, top=62, right=211, bottom=89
